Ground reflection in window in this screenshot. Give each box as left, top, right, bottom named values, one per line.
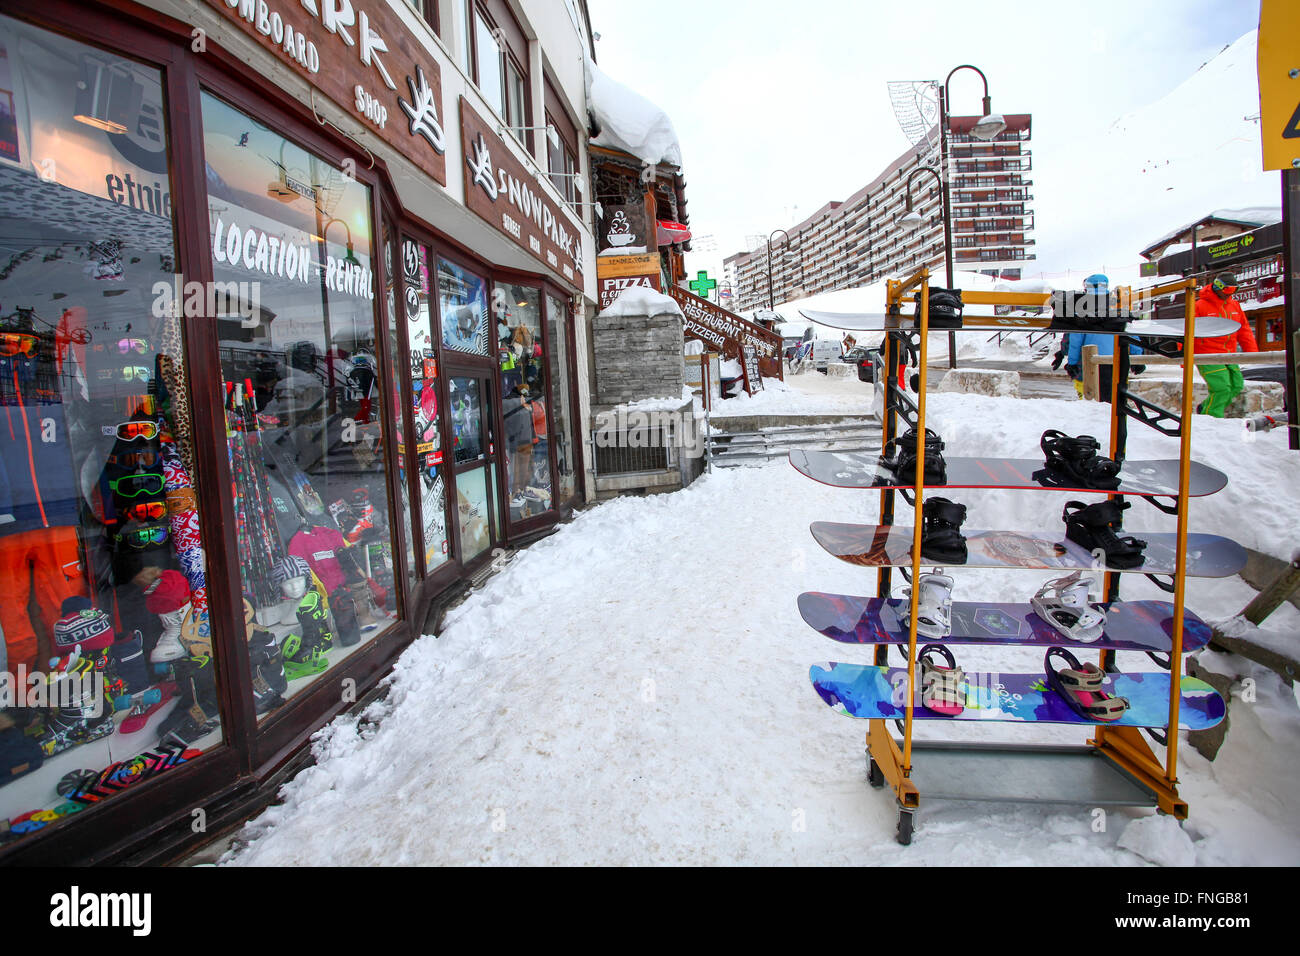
left=546, top=294, right=577, bottom=501
left=0, top=15, right=216, bottom=841
left=203, top=92, right=398, bottom=717
left=438, top=258, right=488, bottom=355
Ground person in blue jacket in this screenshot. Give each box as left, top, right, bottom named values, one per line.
left=1064, top=274, right=1143, bottom=402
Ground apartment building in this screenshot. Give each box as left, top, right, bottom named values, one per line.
left=725, top=114, right=1035, bottom=313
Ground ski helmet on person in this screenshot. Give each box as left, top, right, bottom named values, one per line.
left=1211, top=272, right=1238, bottom=297
left=1082, top=273, right=1109, bottom=294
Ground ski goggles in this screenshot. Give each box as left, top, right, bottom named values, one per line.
left=0, top=333, right=38, bottom=356
left=122, top=500, right=167, bottom=521
left=108, top=472, right=165, bottom=498
left=118, top=338, right=150, bottom=354
left=121, top=366, right=152, bottom=383
left=113, top=421, right=160, bottom=442
left=114, top=524, right=168, bottom=548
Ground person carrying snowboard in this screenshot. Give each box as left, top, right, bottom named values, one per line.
left=1065, top=274, right=1143, bottom=402
left=1193, top=272, right=1258, bottom=417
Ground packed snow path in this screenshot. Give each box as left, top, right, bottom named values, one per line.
left=225, top=394, right=1300, bottom=866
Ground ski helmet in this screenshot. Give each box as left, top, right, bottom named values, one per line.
left=1082, top=274, right=1109, bottom=294
left=1212, top=272, right=1238, bottom=297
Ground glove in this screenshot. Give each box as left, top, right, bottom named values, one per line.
left=1050, top=352, right=1066, bottom=371
left=1065, top=364, right=1080, bottom=380
left=1131, top=365, right=1147, bottom=375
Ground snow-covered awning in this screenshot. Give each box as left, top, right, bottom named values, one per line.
left=585, top=62, right=683, bottom=168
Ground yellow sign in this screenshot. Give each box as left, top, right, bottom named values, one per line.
left=596, top=253, right=660, bottom=279
left=1257, top=0, right=1300, bottom=171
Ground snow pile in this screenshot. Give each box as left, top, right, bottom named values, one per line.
left=619, top=385, right=694, bottom=413
left=1117, top=814, right=1197, bottom=867
left=585, top=62, right=683, bottom=167
left=708, top=370, right=873, bottom=418
left=220, top=392, right=1300, bottom=866
left=596, top=285, right=683, bottom=319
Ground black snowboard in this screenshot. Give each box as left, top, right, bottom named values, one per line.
left=809, top=521, right=1248, bottom=577
left=789, top=450, right=1228, bottom=498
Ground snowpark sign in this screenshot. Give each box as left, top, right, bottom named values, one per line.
left=459, top=98, right=585, bottom=291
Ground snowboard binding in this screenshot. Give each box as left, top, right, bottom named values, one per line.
left=919, top=644, right=965, bottom=717
left=904, top=570, right=954, bottom=640
left=1040, top=430, right=1121, bottom=490
left=880, top=426, right=947, bottom=485
left=1031, top=572, right=1106, bottom=643
left=1062, top=499, right=1147, bottom=569
left=1045, top=646, right=1129, bottom=722
left=911, top=286, right=963, bottom=329
left=920, top=497, right=968, bottom=564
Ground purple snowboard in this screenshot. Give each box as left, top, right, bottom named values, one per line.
left=798, top=592, right=1213, bottom=654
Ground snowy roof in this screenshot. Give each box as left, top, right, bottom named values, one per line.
left=1141, top=207, right=1282, bottom=258
left=585, top=62, right=683, bottom=168
left=596, top=285, right=684, bottom=319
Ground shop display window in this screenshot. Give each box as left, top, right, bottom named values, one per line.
left=383, top=225, right=417, bottom=592
left=497, top=283, right=552, bottom=519
left=202, top=92, right=398, bottom=718
left=0, top=17, right=220, bottom=844
left=401, top=239, right=449, bottom=574
left=545, top=294, right=577, bottom=502
left=438, top=258, right=489, bottom=355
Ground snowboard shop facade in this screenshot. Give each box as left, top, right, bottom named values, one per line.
left=0, top=0, right=598, bottom=863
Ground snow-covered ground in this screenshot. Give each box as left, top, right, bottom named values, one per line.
left=710, top=368, right=875, bottom=418
left=220, top=388, right=1300, bottom=867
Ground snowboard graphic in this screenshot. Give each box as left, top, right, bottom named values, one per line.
left=798, top=309, right=1241, bottom=339
left=798, top=592, right=1213, bottom=653
left=789, top=451, right=1227, bottom=498
left=809, top=661, right=1226, bottom=729
left=810, top=522, right=1248, bottom=577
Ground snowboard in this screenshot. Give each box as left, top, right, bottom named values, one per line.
left=790, top=450, right=1227, bottom=498
left=798, top=592, right=1213, bottom=653
left=798, top=309, right=1241, bottom=339
left=809, top=661, right=1226, bottom=729
left=809, top=521, right=1249, bottom=577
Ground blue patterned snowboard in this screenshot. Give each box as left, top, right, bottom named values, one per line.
left=809, top=661, right=1226, bottom=729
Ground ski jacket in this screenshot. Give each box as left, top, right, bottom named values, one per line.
left=1193, top=285, right=1257, bottom=355
left=530, top=400, right=547, bottom=442
left=1067, top=333, right=1143, bottom=366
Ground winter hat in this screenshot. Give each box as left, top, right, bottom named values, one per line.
left=1212, top=272, right=1238, bottom=296
left=145, top=570, right=192, bottom=615
left=52, top=607, right=114, bottom=651
left=270, top=555, right=312, bottom=587
left=60, top=595, right=93, bottom=616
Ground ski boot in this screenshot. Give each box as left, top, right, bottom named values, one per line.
left=1062, top=500, right=1147, bottom=569
left=296, top=590, right=335, bottom=654
left=156, top=656, right=220, bottom=746
left=904, top=570, right=954, bottom=640
left=247, top=628, right=288, bottom=714
left=1045, top=646, right=1129, bottom=721
left=880, top=426, right=947, bottom=485
left=920, top=497, right=968, bottom=564
left=1031, top=572, right=1106, bottom=643
left=109, top=630, right=151, bottom=697
left=328, top=587, right=362, bottom=647
left=1040, top=430, right=1120, bottom=490
left=37, top=668, right=114, bottom=758
left=919, top=644, right=965, bottom=716
left=912, top=286, right=963, bottom=328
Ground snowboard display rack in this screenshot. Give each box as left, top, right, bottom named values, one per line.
left=799, top=269, right=1232, bottom=844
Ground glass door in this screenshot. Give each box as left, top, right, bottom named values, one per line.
left=447, top=371, right=496, bottom=563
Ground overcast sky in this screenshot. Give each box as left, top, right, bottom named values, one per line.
left=586, top=0, right=1264, bottom=287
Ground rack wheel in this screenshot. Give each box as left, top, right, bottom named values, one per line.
left=896, top=807, right=915, bottom=846
left=867, top=757, right=884, bottom=788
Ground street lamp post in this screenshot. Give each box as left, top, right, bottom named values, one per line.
left=938, top=64, right=1006, bottom=367
left=766, top=227, right=792, bottom=310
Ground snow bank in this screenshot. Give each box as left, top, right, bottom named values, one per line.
left=597, top=285, right=683, bottom=319
left=585, top=62, right=683, bottom=168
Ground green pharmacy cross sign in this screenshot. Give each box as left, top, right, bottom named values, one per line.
left=689, top=270, right=718, bottom=300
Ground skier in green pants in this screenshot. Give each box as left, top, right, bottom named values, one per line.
left=1193, top=272, right=1258, bottom=417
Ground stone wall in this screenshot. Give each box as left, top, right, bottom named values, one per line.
left=593, top=310, right=685, bottom=408
left=937, top=367, right=1021, bottom=398
left=1127, top=379, right=1283, bottom=418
